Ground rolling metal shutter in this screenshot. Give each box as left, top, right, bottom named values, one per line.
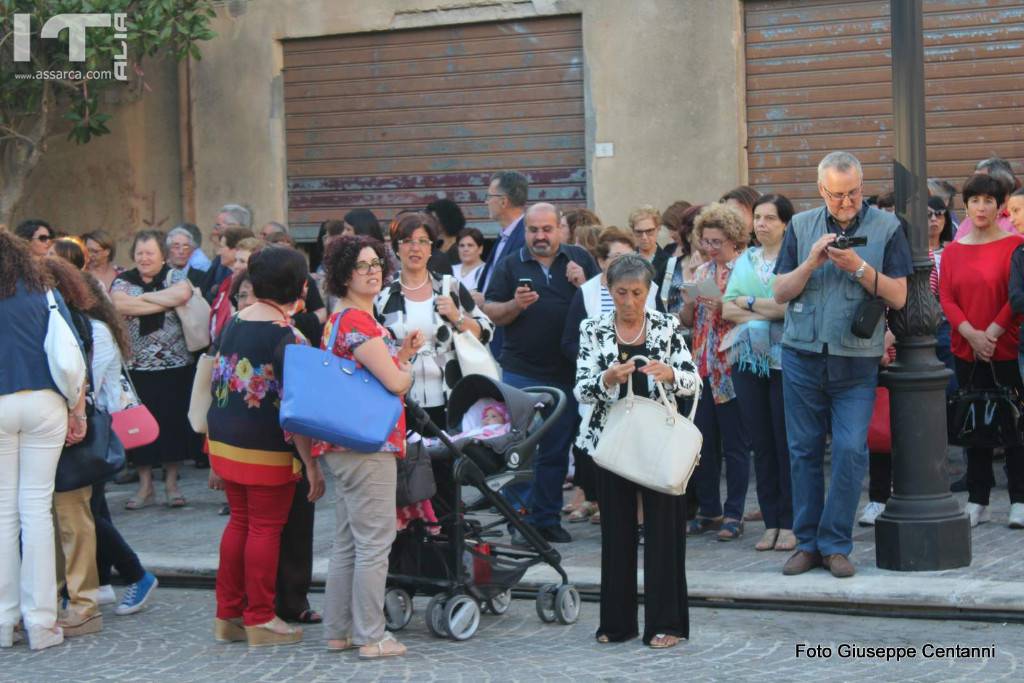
left=745, top=0, right=1024, bottom=210
left=282, top=16, right=585, bottom=241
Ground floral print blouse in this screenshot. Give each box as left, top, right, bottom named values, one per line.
left=691, top=258, right=738, bottom=404
left=207, top=317, right=309, bottom=486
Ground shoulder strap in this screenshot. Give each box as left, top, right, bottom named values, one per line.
left=660, top=256, right=678, bottom=305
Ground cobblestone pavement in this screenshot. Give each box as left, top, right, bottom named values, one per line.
left=1, top=588, right=1020, bottom=682
left=105, top=457, right=1024, bottom=584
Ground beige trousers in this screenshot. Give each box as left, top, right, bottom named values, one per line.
left=54, top=485, right=99, bottom=619
left=322, top=450, right=397, bottom=645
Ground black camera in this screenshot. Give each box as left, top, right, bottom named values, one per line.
left=832, top=234, right=868, bottom=250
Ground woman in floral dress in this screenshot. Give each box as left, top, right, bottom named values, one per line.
left=206, top=247, right=325, bottom=647
left=679, top=203, right=752, bottom=541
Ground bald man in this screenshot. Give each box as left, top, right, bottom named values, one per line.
left=482, top=202, right=599, bottom=543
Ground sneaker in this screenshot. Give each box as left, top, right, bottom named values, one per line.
left=1009, top=503, right=1024, bottom=529
left=97, top=585, right=117, bottom=606
left=858, top=501, right=885, bottom=527
left=115, top=572, right=158, bottom=615
left=965, top=502, right=991, bottom=528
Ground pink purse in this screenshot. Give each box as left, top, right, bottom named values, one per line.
left=111, top=363, right=160, bottom=449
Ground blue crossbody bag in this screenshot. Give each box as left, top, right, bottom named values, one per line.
left=279, top=309, right=403, bottom=452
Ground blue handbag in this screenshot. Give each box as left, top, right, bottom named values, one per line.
left=279, top=309, right=404, bottom=452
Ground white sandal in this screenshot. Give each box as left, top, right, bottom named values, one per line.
left=358, top=632, right=407, bottom=659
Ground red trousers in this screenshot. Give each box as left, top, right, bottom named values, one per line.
left=216, top=480, right=296, bottom=625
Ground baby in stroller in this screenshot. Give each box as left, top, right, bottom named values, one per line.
left=435, top=398, right=511, bottom=443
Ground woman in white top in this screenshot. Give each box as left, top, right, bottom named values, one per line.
left=451, top=228, right=486, bottom=292
left=376, top=213, right=494, bottom=427
left=81, top=274, right=159, bottom=617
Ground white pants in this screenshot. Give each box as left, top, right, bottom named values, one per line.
left=0, top=390, right=66, bottom=629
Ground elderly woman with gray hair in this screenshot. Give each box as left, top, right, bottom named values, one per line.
left=575, top=253, right=699, bottom=650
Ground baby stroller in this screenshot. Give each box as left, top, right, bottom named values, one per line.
left=385, top=374, right=581, bottom=641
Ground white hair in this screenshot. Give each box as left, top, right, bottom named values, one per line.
left=219, top=203, right=253, bottom=228
left=817, top=152, right=863, bottom=183
left=166, top=226, right=197, bottom=247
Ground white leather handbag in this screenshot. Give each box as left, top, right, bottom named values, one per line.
left=165, top=273, right=211, bottom=352
left=44, top=290, right=87, bottom=407
left=591, top=355, right=701, bottom=496
left=442, top=275, right=500, bottom=381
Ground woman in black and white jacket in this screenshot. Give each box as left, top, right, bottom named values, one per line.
left=574, top=254, right=699, bottom=650
left=375, top=212, right=494, bottom=427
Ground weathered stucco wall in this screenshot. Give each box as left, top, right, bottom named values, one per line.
left=13, top=57, right=182, bottom=265
left=15, top=0, right=745, bottom=255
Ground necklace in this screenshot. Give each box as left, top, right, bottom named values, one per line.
left=254, top=299, right=292, bottom=323
left=615, top=317, right=646, bottom=346
left=400, top=274, right=430, bottom=291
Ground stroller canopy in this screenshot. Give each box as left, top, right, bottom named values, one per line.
left=446, top=375, right=547, bottom=436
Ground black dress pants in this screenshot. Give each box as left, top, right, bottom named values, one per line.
left=275, top=466, right=315, bottom=619
left=953, top=358, right=1024, bottom=505
left=596, top=467, right=688, bottom=645
left=91, top=482, right=145, bottom=585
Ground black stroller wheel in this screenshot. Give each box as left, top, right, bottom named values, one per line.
left=444, top=595, right=481, bottom=641
left=554, top=585, right=581, bottom=625
left=486, top=589, right=513, bottom=615
left=426, top=594, right=449, bottom=638
left=535, top=583, right=558, bottom=623
left=384, top=587, right=413, bottom=631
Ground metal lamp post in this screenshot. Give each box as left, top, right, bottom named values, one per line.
left=875, top=0, right=971, bottom=570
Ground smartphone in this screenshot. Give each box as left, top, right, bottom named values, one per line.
left=517, top=277, right=534, bottom=291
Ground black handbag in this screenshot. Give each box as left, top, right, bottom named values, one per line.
left=947, top=362, right=1024, bottom=449
left=851, top=267, right=885, bottom=339
left=396, top=437, right=437, bottom=507
left=55, top=404, right=126, bottom=493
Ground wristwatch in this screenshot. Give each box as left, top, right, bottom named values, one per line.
left=746, top=295, right=756, bottom=312
left=854, top=260, right=867, bottom=281
left=454, top=312, right=465, bottom=331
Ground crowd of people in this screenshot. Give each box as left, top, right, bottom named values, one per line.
left=2, top=150, right=1023, bottom=654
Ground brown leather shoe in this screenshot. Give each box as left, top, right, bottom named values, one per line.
left=823, top=553, right=856, bottom=578
left=782, top=550, right=822, bottom=576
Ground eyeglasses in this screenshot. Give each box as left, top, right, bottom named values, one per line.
left=398, top=238, right=432, bottom=249
left=485, top=193, right=506, bottom=200
left=33, top=234, right=52, bottom=243
left=354, top=259, right=384, bottom=274
left=821, top=186, right=863, bottom=204
left=927, top=209, right=945, bottom=219
left=700, top=238, right=725, bottom=249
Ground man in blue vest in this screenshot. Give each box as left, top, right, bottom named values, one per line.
left=773, top=151, right=913, bottom=578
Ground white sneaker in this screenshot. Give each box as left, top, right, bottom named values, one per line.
left=965, top=502, right=991, bottom=528
left=858, top=501, right=885, bottom=527
left=1009, top=503, right=1024, bottom=529
left=97, top=585, right=117, bottom=606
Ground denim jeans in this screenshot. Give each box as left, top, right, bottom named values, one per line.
left=691, top=377, right=750, bottom=521
left=732, top=367, right=792, bottom=530
left=781, top=348, right=877, bottom=557
left=935, top=319, right=958, bottom=396
left=501, top=370, right=577, bottom=529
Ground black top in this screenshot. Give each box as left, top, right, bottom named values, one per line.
left=485, top=244, right=599, bottom=383
left=616, top=342, right=651, bottom=399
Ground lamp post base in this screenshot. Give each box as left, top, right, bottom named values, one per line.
left=875, top=507, right=971, bottom=571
